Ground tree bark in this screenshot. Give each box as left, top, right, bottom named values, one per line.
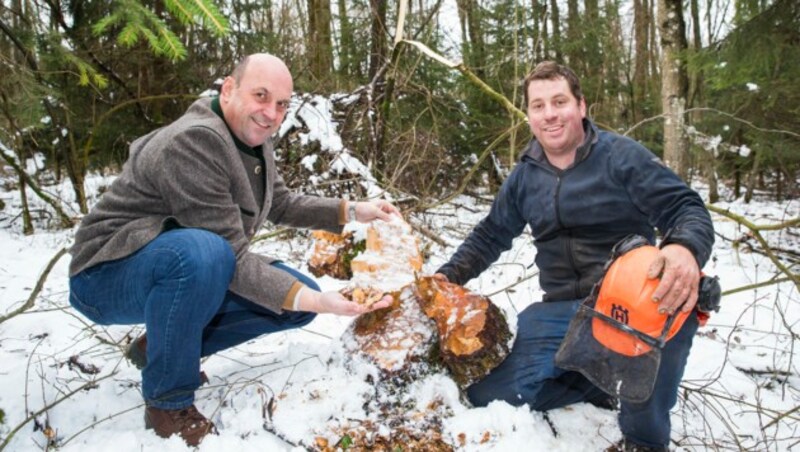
left=658, top=0, right=690, bottom=180
left=633, top=0, right=649, bottom=122
left=368, top=0, right=388, bottom=80
left=306, top=0, right=333, bottom=86
left=457, top=0, right=486, bottom=80
left=744, top=150, right=759, bottom=203
left=18, top=159, right=33, bottom=235
left=549, top=0, right=562, bottom=60
left=531, top=0, right=546, bottom=60
left=336, top=0, right=353, bottom=79
left=566, top=0, right=581, bottom=67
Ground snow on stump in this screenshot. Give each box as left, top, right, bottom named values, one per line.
left=308, top=217, right=511, bottom=387
left=307, top=230, right=364, bottom=280
left=301, top=218, right=513, bottom=450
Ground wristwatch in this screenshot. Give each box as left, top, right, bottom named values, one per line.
left=348, top=202, right=358, bottom=223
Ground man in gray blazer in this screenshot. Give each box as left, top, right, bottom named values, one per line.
left=68, top=53, right=398, bottom=446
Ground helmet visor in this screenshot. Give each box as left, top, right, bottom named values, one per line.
left=555, top=302, right=662, bottom=403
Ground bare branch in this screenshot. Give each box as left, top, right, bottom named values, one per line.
left=0, top=247, right=69, bottom=325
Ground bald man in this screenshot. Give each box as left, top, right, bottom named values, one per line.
left=68, top=54, right=397, bottom=446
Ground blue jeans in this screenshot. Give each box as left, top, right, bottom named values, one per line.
left=69, top=228, right=317, bottom=410
left=467, top=299, right=698, bottom=448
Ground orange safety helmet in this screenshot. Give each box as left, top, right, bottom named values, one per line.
left=591, top=244, right=691, bottom=357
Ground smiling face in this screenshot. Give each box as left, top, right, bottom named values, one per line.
left=220, top=54, right=293, bottom=147
left=526, top=77, right=587, bottom=168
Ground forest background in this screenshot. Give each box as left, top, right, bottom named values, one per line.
left=1, top=0, right=798, bottom=230
left=1, top=1, right=799, bottom=450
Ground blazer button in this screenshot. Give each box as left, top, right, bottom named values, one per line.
left=255, top=165, right=262, bottom=175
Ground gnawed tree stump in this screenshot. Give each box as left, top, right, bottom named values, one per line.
left=414, top=276, right=513, bottom=387
left=343, top=285, right=437, bottom=379
left=310, top=220, right=511, bottom=387
left=341, top=278, right=512, bottom=388
left=307, top=230, right=365, bottom=279
left=302, top=219, right=512, bottom=451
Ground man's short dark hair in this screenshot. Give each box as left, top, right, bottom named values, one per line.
left=523, top=61, right=584, bottom=108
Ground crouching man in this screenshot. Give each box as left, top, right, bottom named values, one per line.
left=435, top=61, right=714, bottom=451
left=69, top=53, right=397, bottom=446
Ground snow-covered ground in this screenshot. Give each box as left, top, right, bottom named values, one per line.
left=1, top=169, right=798, bottom=451
left=0, top=96, right=798, bottom=450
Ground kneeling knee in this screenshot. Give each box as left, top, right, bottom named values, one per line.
left=159, top=229, right=236, bottom=282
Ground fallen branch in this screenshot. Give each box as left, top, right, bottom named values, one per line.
left=487, top=270, right=540, bottom=297
left=0, top=147, right=74, bottom=228
left=706, top=204, right=800, bottom=293
left=722, top=276, right=794, bottom=296
left=251, top=228, right=293, bottom=244
left=763, top=403, right=800, bottom=430
left=0, top=247, right=69, bottom=325
left=0, top=372, right=116, bottom=451
left=408, top=219, right=449, bottom=247
left=59, top=404, right=142, bottom=447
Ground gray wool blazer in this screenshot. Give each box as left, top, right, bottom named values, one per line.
left=69, top=98, right=344, bottom=312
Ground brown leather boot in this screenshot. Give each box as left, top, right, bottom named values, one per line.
left=125, top=334, right=209, bottom=385
left=125, top=334, right=148, bottom=369
left=605, top=439, right=669, bottom=452
left=145, top=405, right=216, bottom=446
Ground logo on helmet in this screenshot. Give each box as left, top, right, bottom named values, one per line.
left=610, top=304, right=629, bottom=325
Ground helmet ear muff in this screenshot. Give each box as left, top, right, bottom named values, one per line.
left=591, top=244, right=691, bottom=357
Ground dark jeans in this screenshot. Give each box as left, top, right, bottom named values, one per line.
left=467, top=299, right=698, bottom=448
left=69, top=228, right=317, bottom=410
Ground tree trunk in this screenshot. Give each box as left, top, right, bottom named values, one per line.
left=457, top=0, right=486, bottom=80
left=531, top=0, right=545, bottom=60
left=658, top=0, right=690, bottom=181
left=688, top=0, right=703, bottom=108
left=550, top=0, right=562, bottom=60
left=604, top=0, right=624, bottom=119
left=583, top=0, right=601, bottom=78
left=744, top=150, right=760, bottom=203
left=648, top=0, right=660, bottom=81
left=703, top=150, right=719, bottom=203
left=566, top=0, right=581, bottom=67
left=633, top=0, right=649, bottom=123
left=337, top=0, right=353, bottom=79
left=368, top=0, right=388, bottom=80
left=17, top=157, right=33, bottom=235
left=63, top=108, right=89, bottom=213
left=306, top=0, right=333, bottom=86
